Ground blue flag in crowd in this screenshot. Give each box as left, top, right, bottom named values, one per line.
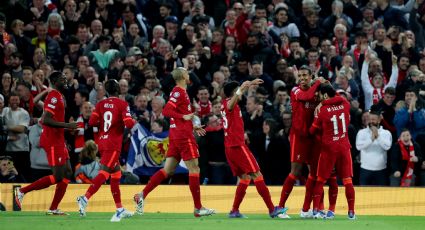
left=126, top=123, right=188, bottom=176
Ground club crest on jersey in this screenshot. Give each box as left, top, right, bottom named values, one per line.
left=173, top=92, right=180, bottom=98
left=51, top=97, right=57, bottom=104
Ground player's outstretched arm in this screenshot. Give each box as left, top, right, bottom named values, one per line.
left=294, top=79, right=323, bottom=101
left=43, top=111, right=77, bottom=129
left=227, top=79, right=263, bottom=111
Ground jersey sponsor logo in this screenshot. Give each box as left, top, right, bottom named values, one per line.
left=51, top=97, right=57, bottom=104
left=170, top=97, right=177, bottom=102
left=170, top=124, right=176, bottom=128
left=173, top=92, right=180, bottom=98
left=48, top=104, right=56, bottom=109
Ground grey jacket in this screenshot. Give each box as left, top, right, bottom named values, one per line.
left=28, top=123, right=49, bottom=170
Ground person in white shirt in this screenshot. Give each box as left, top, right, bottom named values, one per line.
left=356, top=108, right=392, bottom=185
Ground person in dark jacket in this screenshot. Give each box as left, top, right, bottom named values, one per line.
left=390, top=129, right=423, bottom=186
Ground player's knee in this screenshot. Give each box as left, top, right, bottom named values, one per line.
left=54, top=174, right=64, bottom=182
left=342, top=177, right=353, bottom=186
left=240, top=174, right=251, bottom=181
left=163, top=168, right=175, bottom=176
left=188, top=166, right=200, bottom=174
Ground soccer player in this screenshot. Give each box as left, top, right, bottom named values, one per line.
left=222, top=80, right=287, bottom=218
left=14, top=71, right=78, bottom=215
left=278, top=65, right=327, bottom=217
left=309, top=84, right=356, bottom=220
left=77, top=79, right=136, bottom=222
left=133, top=67, right=215, bottom=217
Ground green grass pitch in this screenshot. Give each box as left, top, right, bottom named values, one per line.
left=1, top=212, right=424, bottom=230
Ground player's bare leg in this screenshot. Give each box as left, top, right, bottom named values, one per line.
left=185, top=158, right=215, bottom=217
left=229, top=174, right=250, bottom=218
left=134, top=157, right=179, bottom=214
left=279, top=162, right=303, bottom=211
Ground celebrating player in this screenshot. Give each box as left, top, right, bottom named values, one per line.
left=133, top=67, right=215, bottom=217
left=15, top=72, right=78, bottom=215
left=309, top=84, right=356, bottom=220
left=77, top=79, right=136, bottom=222
left=222, top=80, right=287, bottom=218
left=278, top=65, right=328, bottom=217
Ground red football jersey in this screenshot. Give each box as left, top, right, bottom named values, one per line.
left=89, top=97, right=133, bottom=151
left=290, top=80, right=321, bottom=137
left=221, top=98, right=245, bottom=147
left=40, top=89, right=65, bottom=147
left=163, top=86, right=194, bottom=140
left=198, top=100, right=212, bottom=118
left=310, top=96, right=351, bottom=151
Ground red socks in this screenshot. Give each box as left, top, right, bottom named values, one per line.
left=254, top=176, right=274, bottom=213
left=110, top=171, right=122, bottom=209
left=232, top=179, right=250, bottom=212
left=302, top=175, right=315, bottom=212
left=312, top=179, right=325, bottom=211
left=279, top=173, right=297, bottom=208
left=49, top=178, right=70, bottom=210
left=343, top=178, right=355, bottom=213
left=143, top=169, right=168, bottom=199
left=189, top=173, right=202, bottom=209
left=328, top=177, right=339, bottom=212
left=85, top=170, right=109, bottom=199
left=20, top=175, right=56, bottom=194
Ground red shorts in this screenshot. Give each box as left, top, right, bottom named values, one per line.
left=317, top=150, right=353, bottom=180
left=290, top=133, right=314, bottom=164
left=44, top=146, right=69, bottom=167
left=225, top=145, right=260, bottom=177
left=166, top=138, right=199, bottom=161
left=99, top=150, right=120, bottom=169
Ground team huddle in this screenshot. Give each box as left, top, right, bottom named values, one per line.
left=14, top=66, right=355, bottom=221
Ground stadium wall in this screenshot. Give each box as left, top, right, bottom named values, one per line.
left=1, top=184, right=424, bottom=216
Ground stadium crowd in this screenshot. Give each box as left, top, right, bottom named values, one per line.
left=0, top=0, right=425, bottom=187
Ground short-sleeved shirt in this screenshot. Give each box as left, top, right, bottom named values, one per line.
left=90, top=97, right=132, bottom=152
left=311, top=96, right=351, bottom=152
left=166, top=86, right=194, bottom=140
left=3, top=107, right=30, bottom=152
left=40, top=89, right=65, bottom=148
left=290, top=81, right=320, bottom=137
left=221, top=98, right=245, bottom=147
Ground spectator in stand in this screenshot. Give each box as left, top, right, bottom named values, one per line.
left=375, top=87, right=397, bottom=139
left=0, top=156, right=24, bottom=183
left=361, top=52, right=399, bottom=110
left=356, top=108, right=392, bottom=185
left=201, top=114, right=234, bottom=185
left=1, top=72, right=14, bottom=104
left=271, top=86, right=291, bottom=121
left=257, top=118, right=290, bottom=185
left=270, top=7, right=300, bottom=40
left=2, top=92, right=31, bottom=181
left=390, top=129, right=422, bottom=186
left=9, top=52, right=24, bottom=81
left=195, top=86, right=212, bottom=119
left=28, top=118, right=50, bottom=181
left=394, top=88, right=425, bottom=139
left=74, top=140, right=100, bottom=184
left=375, top=0, right=408, bottom=29
left=31, top=23, right=62, bottom=69
left=119, top=79, right=134, bottom=108
left=333, top=66, right=359, bottom=101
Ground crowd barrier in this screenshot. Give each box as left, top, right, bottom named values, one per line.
left=1, top=184, right=424, bottom=216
